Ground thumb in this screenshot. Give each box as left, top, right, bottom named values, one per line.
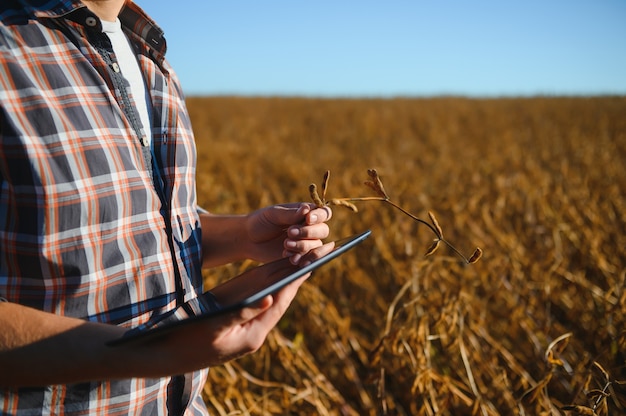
left=212, top=295, right=274, bottom=331
left=261, top=203, right=311, bottom=227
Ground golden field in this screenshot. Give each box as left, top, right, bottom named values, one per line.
left=187, top=96, right=625, bottom=415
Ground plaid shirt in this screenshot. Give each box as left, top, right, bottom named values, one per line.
left=0, top=0, right=208, bottom=414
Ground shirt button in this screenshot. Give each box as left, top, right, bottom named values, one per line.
left=85, top=16, right=97, bottom=27
left=111, top=62, right=120, bottom=73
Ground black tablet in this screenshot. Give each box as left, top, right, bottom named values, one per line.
left=108, top=230, right=371, bottom=346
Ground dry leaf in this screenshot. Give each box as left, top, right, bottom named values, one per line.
left=592, top=361, right=610, bottom=382
left=468, top=247, right=483, bottom=264
left=428, top=211, right=444, bottom=239
left=364, top=180, right=378, bottom=194
left=560, top=405, right=596, bottom=415
left=424, top=239, right=440, bottom=257
left=329, top=199, right=359, bottom=212
left=321, top=170, right=330, bottom=201
left=366, top=169, right=389, bottom=199
left=546, top=350, right=564, bottom=367
left=309, top=183, right=324, bottom=207
left=585, top=389, right=609, bottom=400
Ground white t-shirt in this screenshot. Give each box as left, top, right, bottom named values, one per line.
left=101, top=18, right=153, bottom=146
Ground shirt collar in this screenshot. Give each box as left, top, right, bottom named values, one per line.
left=13, top=0, right=167, bottom=60
left=118, top=2, right=167, bottom=60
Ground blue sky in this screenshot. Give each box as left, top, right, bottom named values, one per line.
left=135, top=1, right=626, bottom=97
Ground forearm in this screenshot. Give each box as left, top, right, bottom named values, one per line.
left=0, top=299, right=272, bottom=388
left=199, top=212, right=251, bottom=267
left=0, top=296, right=307, bottom=389
left=0, top=302, right=160, bottom=388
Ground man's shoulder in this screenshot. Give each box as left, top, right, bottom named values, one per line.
left=1, top=0, right=80, bottom=26
left=0, top=0, right=30, bottom=26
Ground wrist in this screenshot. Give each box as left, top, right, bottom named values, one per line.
left=199, top=212, right=250, bottom=267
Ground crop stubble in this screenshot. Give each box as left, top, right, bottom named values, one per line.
left=188, top=96, right=626, bottom=415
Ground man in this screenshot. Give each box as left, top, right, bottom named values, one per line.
left=0, top=0, right=332, bottom=414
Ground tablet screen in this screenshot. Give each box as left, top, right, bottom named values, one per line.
left=108, top=230, right=371, bottom=345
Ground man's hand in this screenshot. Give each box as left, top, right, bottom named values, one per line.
left=246, top=202, right=332, bottom=264
left=152, top=241, right=335, bottom=370
left=199, top=203, right=332, bottom=267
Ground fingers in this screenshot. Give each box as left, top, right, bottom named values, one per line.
left=209, top=274, right=307, bottom=358
left=284, top=240, right=322, bottom=265
left=284, top=223, right=328, bottom=264
left=300, top=204, right=332, bottom=225
left=285, top=238, right=336, bottom=266
left=236, top=295, right=274, bottom=323
left=190, top=296, right=276, bottom=364
left=248, top=202, right=333, bottom=264
left=269, top=202, right=330, bottom=223
left=286, top=204, right=332, bottom=240
left=287, top=221, right=329, bottom=240
left=282, top=204, right=332, bottom=265
left=300, top=240, right=335, bottom=264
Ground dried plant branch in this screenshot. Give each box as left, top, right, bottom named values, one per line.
left=309, top=169, right=482, bottom=264
left=558, top=343, right=622, bottom=415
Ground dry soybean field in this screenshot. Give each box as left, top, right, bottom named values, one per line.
left=187, top=96, right=626, bottom=415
